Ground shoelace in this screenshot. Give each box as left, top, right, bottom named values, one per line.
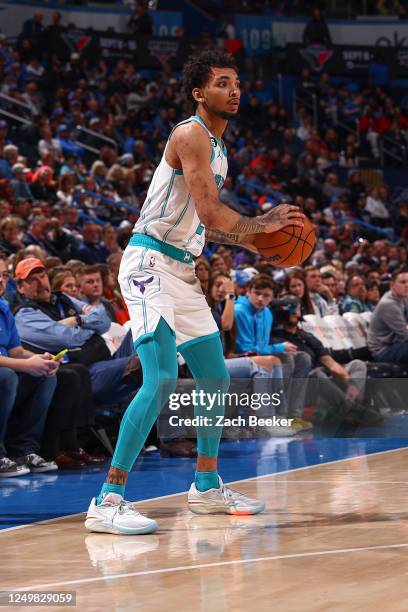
left=1, top=458, right=16, bottom=468
left=222, top=485, right=250, bottom=502
left=26, top=454, right=41, bottom=465
left=221, top=485, right=247, bottom=504
left=117, top=500, right=141, bottom=516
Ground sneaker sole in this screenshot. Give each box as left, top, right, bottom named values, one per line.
left=0, top=468, right=31, bottom=478
left=84, top=518, right=158, bottom=535
left=188, top=502, right=266, bottom=516
left=30, top=465, right=58, bottom=473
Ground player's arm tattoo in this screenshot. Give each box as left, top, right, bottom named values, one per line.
left=205, top=228, right=242, bottom=245
left=230, top=208, right=288, bottom=235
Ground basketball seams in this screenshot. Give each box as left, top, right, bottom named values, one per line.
left=254, top=219, right=316, bottom=266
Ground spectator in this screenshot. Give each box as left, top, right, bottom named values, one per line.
left=104, top=252, right=129, bottom=325
left=10, top=163, right=33, bottom=201
left=128, top=4, right=153, bottom=36
left=73, top=222, right=110, bottom=264
left=0, top=145, right=18, bottom=180
left=367, top=268, right=408, bottom=364
left=195, top=257, right=211, bottom=294
left=303, top=8, right=332, bottom=47
left=22, top=215, right=59, bottom=257
left=38, top=124, right=63, bottom=163
left=271, top=296, right=381, bottom=429
left=364, top=186, right=391, bottom=227
left=56, top=125, right=84, bottom=159
left=13, top=258, right=139, bottom=404
left=283, top=269, right=315, bottom=316
left=366, top=280, right=381, bottom=311
left=234, top=274, right=312, bottom=416
left=0, top=254, right=59, bottom=477
left=51, top=269, right=78, bottom=299
left=30, top=166, right=57, bottom=202
left=76, top=264, right=117, bottom=322
left=304, top=265, right=339, bottom=316
left=0, top=216, right=24, bottom=256
left=341, top=275, right=371, bottom=314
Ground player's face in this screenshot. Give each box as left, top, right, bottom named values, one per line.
left=198, top=67, right=240, bottom=119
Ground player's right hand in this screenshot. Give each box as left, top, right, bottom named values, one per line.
left=23, top=354, right=59, bottom=377
left=260, top=204, right=305, bottom=233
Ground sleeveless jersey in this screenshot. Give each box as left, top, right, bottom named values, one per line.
left=132, top=115, right=228, bottom=257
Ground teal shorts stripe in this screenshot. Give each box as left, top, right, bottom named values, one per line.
left=129, top=233, right=196, bottom=265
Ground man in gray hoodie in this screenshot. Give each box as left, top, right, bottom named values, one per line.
left=367, top=268, right=408, bottom=363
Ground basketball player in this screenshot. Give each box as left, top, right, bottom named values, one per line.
left=85, top=50, right=304, bottom=535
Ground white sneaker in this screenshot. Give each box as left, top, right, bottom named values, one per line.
left=188, top=477, right=265, bottom=515
left=22, top=453, right=58, bottom=473
left=0, top=457, right=30, bottom=478
left=85, top=493, right=158, bottom=535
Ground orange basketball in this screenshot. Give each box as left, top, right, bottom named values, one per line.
left=253, top=216, right=316, bottom=268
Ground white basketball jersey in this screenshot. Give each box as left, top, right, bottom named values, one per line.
left=132, top=115, right=228, bottom=257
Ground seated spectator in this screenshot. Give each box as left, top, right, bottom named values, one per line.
left=195, top=257, right=210, bottom=294
left=101, top=224, right=122, bottom=256
left=365, top=186, right=391, bottom=227
left=51, top=269, right=78, bottom=299
left=76, top=264, right=117, bottom=322
left=234, top=274, right=312, bottom=417
left=73, top=221, right=110, bottom=264
left=0, top=216, right=24, bottom=256
left=204, top=272, right=291, bottom=432
left=283, top=269, right=314, bottom=316
left=103, top=253, right=129, bottom=325
left=22, top=215, right=59, bottom=257
left=30, top=166, right=57, bottom=202
left=312, top=238, right=338, bottom=266
left=304, top=265, right=339, bottom=316
left=10, top=163, right=33, bottom=201
left=271, top=296, right=381, bottom=429
left=0, top=145, right=18, bottom=181
left=341, top=275, right=371, bottom=314
left=12, top=258, right=140, bottom=404
left=366, top=280, right=381, bottom=311
left=56, top=124, right=84, bottom=159
left=56, top=173, right=75, bottom=206
left=367, top=268, right=408, bottom=364
left=38, top=124, right=63, bottom=163
left=0, top=254, right=59, bottom=477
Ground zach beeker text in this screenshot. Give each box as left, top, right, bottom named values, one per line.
left=168, top=416, right=294, bottom=428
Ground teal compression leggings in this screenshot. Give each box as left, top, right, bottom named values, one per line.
left=111, top=317, right=230, bottom=473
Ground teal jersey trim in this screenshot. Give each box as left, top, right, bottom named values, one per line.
left=163, top=194, right=191, bottom=242
left=191, top=115, right=227, bottom=157
left=160, top=169, right=176, bottom=218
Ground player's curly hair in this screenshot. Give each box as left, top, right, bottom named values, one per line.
left=181, top=49, right=237, bottom=104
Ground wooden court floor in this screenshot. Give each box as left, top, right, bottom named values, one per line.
left=2, top=447, right=408, bottom=612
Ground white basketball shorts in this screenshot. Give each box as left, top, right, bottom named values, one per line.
left=118, top=245, right=219, bottom=350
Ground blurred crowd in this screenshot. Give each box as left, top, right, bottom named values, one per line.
left=0, top=11, right=407, bottom=478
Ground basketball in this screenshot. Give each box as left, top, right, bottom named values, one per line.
left=253, top=216, right=316, bottom=267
